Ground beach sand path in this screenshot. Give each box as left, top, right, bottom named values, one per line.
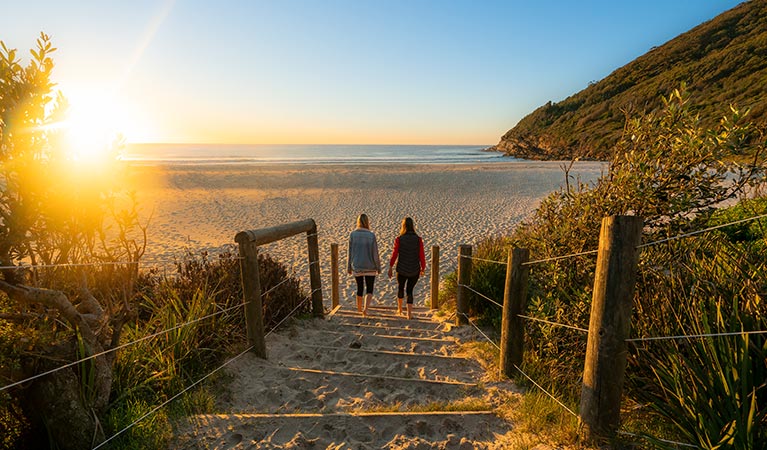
left=172, top=305, right=522, bottom=449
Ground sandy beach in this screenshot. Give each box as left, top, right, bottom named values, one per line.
left=128, top=160, right=605, bottom=448
left=130, top=161, right=604, bottom=308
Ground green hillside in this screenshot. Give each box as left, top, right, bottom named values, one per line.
left=493, top=0, right=767, bottom=160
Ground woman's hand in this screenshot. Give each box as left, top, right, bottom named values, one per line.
left=388, top=267, right=393, bottom=279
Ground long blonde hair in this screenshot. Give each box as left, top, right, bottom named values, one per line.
left=357, top=213, right=370, bottom=229
left=399, top=217, right=415, bottom=235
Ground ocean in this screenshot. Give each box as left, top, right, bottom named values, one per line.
left=122, top=143, right=510, bottom=165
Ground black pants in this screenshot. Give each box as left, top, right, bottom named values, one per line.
left=355, top=275, right=375, bottom=296
left=397, top=274, right=420, bottom=304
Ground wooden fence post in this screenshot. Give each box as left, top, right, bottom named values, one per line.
left=456, top=244, right=472, bottom=325
left=580, top=215, right=643, bottom=440
left=330, top=243, right=339, bottom=309
left=236, top=240, right=267, bottom=359
left=306, top=222, right=324, bottom=317
left=500, top=247, right=529, bottom=378
left=430, top=245, right=440, bottom=309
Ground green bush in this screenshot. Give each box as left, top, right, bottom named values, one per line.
left=460, top=88, right=767, bottom=446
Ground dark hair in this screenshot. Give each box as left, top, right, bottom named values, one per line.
left=399, top=217, right=415, bottom=235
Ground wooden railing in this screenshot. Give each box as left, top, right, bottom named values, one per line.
left=235, top=219, right=324, bottom=358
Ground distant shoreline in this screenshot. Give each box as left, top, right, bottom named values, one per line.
left=121, top=143, right=505, bottom=166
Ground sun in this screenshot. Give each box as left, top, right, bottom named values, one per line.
left=62, top=90, right=141, bottom=164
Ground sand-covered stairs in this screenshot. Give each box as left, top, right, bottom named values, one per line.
left=173, top=305, right=514, bottom=449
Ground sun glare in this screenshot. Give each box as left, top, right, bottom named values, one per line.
left=63, top=91, right=138, bottom=164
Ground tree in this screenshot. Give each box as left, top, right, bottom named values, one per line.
left=0, top=33, right=145, bottom=449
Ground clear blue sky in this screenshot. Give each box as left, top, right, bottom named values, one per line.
left=1, top=0, right=745, bottom=145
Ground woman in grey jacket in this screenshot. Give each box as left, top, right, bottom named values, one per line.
left=347, top=213, right=381, bottom=317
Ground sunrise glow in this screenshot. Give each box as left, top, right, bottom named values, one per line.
left=62, top=90, right=149, bottom=162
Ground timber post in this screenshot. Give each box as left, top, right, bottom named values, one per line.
left=235, top=218, right=325, bottom=357
left=306, top=222, right=324, bottom=317
left=500, top=247, right=529, bottom=378
left=330, top=243, right=339, bottom=309
left=235, top=238, right=267, bottom=359
left=456, top=244, right=472, bottom=325
left=580, top=215, right=643, bottom=440
left=430, top=245, right=440, bottom=309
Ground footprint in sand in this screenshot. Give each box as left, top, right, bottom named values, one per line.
left=222, top=432, right=242, bottom=448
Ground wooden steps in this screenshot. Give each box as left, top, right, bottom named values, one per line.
left=172, top=306, right=509, bottom=448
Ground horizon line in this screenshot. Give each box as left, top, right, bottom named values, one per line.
left=125, top=142, right=496, bottom=147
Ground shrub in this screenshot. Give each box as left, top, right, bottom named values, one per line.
left=461, top=88, right=767, bottom=445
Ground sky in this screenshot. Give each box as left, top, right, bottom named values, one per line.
left=1, top=0, right=745, bottom=145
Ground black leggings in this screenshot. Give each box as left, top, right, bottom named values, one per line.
left=355, top=275, right=375, bottom=296
left=397, top=274, right=420, bottom=304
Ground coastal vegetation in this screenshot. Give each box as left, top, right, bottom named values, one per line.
left=0, top=35, right=307, bottom=449
left=453, top=89, right=767, bottom=447
left=493, top=0, right=767, bottom=161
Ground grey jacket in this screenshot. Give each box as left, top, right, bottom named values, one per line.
left=347, top=228, right=381, bottom=274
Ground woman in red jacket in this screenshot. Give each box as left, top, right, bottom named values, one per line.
left=387, top=217, right=425, bottom=319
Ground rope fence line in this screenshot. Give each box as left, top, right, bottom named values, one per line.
left=523, top=249, right=599, bottom=267
left=0, top=300, right=249, bottom=393
left=626, top=329, right=767, bottom=343
left=517, top=314, right=589, bottom=334
left=261, top=277, right=293, bottom=298
left=512, top=363, right=578, bottom=418
left=458, top=312, right=500, bottom=351
left=0, top=255, right=249, bottom=272
left=90, top=228, right=322, bottom=448
left=0, top=261, right=140, bottom=270
left=91, top=344, right=256, bottom=450
left=638, top=212, right=767, bottom=249
left=265, top=288, right=320, bottom=338
left=457, top=308, right=578, bottom=419
left=453, top=212, right=767, bottom=272
left=1, top=259, right=312, bottom=392
left=456, top=284, right=503, bottom=309
left=617, top=431, right=700, bottom=449
left=459, top=254, right=507, bottom=266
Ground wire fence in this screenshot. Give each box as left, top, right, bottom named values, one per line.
left=638, top=212, right=767, bottom=249
left=0, top=243, right=314, bottom=398
left=456, top=279, right=580, bottom=422
left=456, top=283, right=503, bottom=308
left=89, top=283, right=318, bottom=449
left=0, top=300, right=247, bottom=393
left=452, top=210, right=767, bottom=448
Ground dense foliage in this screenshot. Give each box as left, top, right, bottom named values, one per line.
left=0, top=36, right=309, bottom=450
left=0, top=33, right=145, bottom=449
left=494, top=0, right=767, bottom=160
left=458, top=90, right=767, bottom=447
